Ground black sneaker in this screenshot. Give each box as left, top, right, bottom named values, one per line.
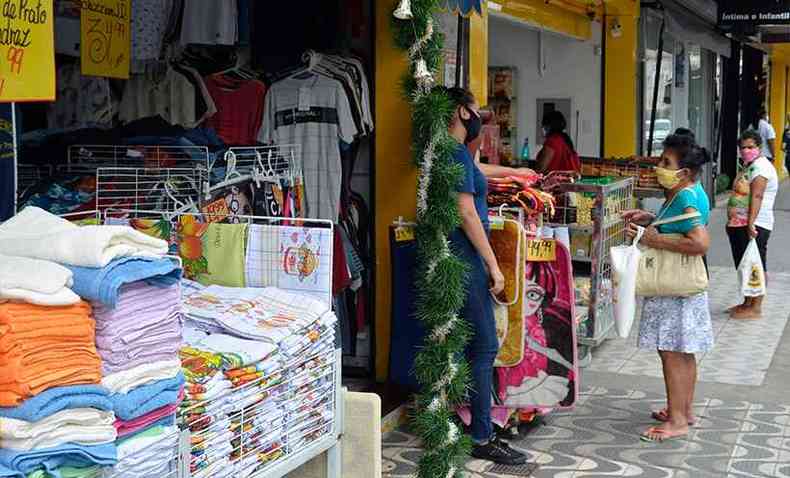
left=471, top=437, right=527, bottom=465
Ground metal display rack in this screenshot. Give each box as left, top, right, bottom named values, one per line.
left=100, top=209, right=343, bottom=478
left=546, top=178, right=635, bottom=348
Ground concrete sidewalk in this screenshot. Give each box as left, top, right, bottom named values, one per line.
left=383, top=182, right=790, bottom=478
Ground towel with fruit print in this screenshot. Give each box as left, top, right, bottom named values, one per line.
left=129, top=215, right=208, bottom=280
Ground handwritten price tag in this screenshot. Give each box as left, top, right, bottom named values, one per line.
left=201, top=199, right=230, bottom=223
left=527, top=239, right=556, bottom=262
left=394, top=226, right=415, bottom=243
left=81, top=0, right=130, bottom=79
left=0, top=0, right=55, bottom=102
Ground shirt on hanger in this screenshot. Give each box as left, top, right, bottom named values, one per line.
left=180, top=0, right=238, bottom=46
left=259, top=75, right=358, bottom=221
left=118, top=68, right=197, bottom=128
left=204, top=76, right=267, bottom=145
left=47, top=63, right=116, bottom=129
left=131, top=0, right=171, bottom=63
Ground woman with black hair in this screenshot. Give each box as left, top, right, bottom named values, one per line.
left=622, top=134, right=713, bottom=442
left=536, top=111, right=581, bottom=173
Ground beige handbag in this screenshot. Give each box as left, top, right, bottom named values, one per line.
left=634, top=211, right=709, bottom=297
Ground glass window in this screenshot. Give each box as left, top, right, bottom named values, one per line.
left=688, top=44, right=714, bottom=149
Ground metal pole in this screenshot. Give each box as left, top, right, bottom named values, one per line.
left=11, top=102, right=17, bottom=215
left=647, top=18, right=665, bottom=157
left=455, top=14, right=464, bottom=87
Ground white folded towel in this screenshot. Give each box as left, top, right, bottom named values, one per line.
left=0, top=408, right=116, bottom=451
left=0, top=254, right=80, bottom=306
left=101, top=359, right=183, bottom=394
left=0, top=207, right=168, bottom=268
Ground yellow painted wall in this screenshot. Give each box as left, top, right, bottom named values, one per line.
left=374, top=0, right=418, bottom=382
left=603, top=0, right=639, bottom=157
left=770, top=58, right=788, bottom=179
left=492, top=0, right=593, bottom=40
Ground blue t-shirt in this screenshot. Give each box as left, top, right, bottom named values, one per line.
left=656, top=182, right=710, bottom=234
left=451, top=144, right=488, bottom=231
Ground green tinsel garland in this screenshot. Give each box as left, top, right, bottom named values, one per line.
left=391, top=1, right=472, bottom=477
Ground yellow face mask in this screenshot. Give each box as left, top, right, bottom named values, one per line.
left=655, top=166, right=682, bottom=189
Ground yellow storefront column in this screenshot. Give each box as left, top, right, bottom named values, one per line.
left=469, top=3, right=489, bottom=104
left=770, top=48, right=790, bottom=179
left=374, top=1, right=418, bottom=382
left=603, top=0, right=640, bottom=158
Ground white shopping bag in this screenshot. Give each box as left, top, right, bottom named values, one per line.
left=610, top=227, right=643, bottom=338
left=738, top=239, right=766, bottom=297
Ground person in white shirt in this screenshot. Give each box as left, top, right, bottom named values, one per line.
left=726, top=129, right=779, bottom=319
left=757, top=109, right=777, bottom=159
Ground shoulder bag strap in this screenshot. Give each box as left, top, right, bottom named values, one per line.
left=651, top=211, right=701, bottom=227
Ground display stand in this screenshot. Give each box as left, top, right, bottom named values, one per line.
left=547, top=178, right=634, bottom=355
left=101, top=208, right=343, bottom=478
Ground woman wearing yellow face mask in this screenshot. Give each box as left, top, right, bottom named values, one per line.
left=621, top=134, right=713, bottom=442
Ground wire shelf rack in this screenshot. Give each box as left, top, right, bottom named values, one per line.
left=66, top=145, right=210, bottom=174
left=95, top=167, right=207, bottom=214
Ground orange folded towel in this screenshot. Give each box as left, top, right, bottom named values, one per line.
left=0, top=302, right=101, bottom=406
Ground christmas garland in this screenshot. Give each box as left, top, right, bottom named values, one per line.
left=391, top=1, right=473, bottom=476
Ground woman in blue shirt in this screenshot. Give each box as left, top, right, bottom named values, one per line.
left=622, top=134, right=713, bottom=442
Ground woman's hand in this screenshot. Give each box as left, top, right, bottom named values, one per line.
left=622, top=209, right=655, bottom=226
left=748, top=224, right=759, bottom=239
left=488, top=262, right=506, bottom=295
left=625, top=222, right=659, bottom=247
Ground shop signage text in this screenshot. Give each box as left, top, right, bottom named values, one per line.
left=718, top=1, right=790, bottom=26
left=0, top=0, right=54, bottom=102
left=80, top=0, right=129, bottom=79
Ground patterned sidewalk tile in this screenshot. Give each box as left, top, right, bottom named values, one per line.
left=383, top=387, right=790, bottom=477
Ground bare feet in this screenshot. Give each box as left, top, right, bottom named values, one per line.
left=651, top=408, right=696, bottom=426
left=640, top=423, right=689, bottom=442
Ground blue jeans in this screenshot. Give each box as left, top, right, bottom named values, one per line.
left=452, top=233, right=498, bottom=444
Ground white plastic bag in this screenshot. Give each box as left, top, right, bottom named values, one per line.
left=610, top=228, right=643, bottom=338
left=738, top=239, right=766, bottom=297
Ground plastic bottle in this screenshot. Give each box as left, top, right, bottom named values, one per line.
left=521, top=137, right=531, bottom=163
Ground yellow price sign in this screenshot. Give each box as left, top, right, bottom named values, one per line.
left=394, top=226, right=415, bottom=243
left=0, top=0, right=55, bottom=102
left=80, top=0, right=129, bottom=79
left=527, top=239, right=556, bottom=262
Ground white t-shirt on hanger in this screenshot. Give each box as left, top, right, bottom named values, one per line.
left=259, top=75, right=358, bottom=222
left=180, top=0, right=238, bottom=46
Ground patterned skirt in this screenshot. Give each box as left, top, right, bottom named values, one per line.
left=637, top=292, right=714, bottom=354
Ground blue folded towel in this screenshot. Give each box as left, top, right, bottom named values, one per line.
left=0, top=443, right=116, bottom=476
left=0, top=385, right=112, bottom=422
left=66, top=257, right=182, bottom=308
left=110, top=373, right=185, bottom=421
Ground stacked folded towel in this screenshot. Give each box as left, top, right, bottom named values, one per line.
left=102, top=425, right=179, bottom=478
left=0, top=385, right=117, bottom=477
left=0, top=255, right=79, bottom=306
left=0, top=207, right=168, bottom=268
left=0, top=302, right=101, bottom=407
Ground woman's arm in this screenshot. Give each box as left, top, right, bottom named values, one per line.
left=629, top=207, right=709, bottom=256
left=536, top=145, right=555, bottom=173
left=458, top=193, right=504, bottom=294
left=748, top=176, right=768, bottom=238
left=474, top=150, right=526, bottom=178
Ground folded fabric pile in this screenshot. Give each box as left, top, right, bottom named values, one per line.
left=0, top=385, right=117, bottom=477
left=178, top=286, right=338, bottom=474
left=179, top=333, right=284, bottom=477
left=0, top=207, right=168, bottom=269
left=0, top=255, right=79, bottom=306
left=61, top=252, right=184, bottom=477
left=0, top=302, right=101, bottom=407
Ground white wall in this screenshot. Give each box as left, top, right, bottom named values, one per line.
left=488, top=16, right=603, bottom=158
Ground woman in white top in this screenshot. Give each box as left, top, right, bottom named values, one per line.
left=726, top=129, right=779, bottom=319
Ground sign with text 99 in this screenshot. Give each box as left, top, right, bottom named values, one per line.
left=80, top=0, right=129, bottom=79
left=527, top=239, right=557, bottom=262
left=0, top=0, right=55, bottom=102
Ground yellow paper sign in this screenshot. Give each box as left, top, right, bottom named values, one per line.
left=0, top=0, right=55, bottom=102
left=394, top=226, right=415, bottom=243
left=201, top=199, right=230, bottom=224
left=80, top=0, right=129, bottom=79
left=527, top=239, right=557, bottom=262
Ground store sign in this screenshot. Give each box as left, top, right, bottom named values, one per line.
left=718, top=1, right=790, bottom=27
left=80, top=0, right=129, bottom=79
left=0, top=0, right=55, bottom=102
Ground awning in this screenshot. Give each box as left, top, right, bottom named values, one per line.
left=662, top=0, right=732, bottom=57
left=444, top=0, right=483, bottom=15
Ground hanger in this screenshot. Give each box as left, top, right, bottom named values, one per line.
left=210, top=150, right=252, bottom=192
